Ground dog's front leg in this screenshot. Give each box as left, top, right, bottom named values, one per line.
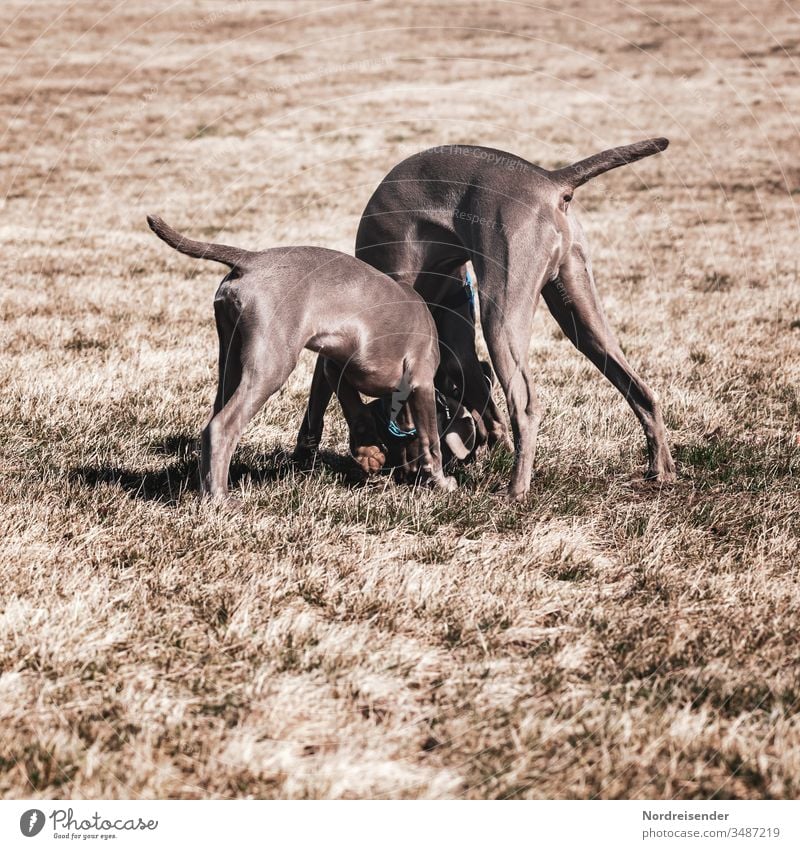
left=294, top=355, right=334, bottom=467
left=322, top=360, right=386, bottom=476
left=407, top=383, right=456, bottom=491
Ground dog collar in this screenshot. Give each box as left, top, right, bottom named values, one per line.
left=376, top=395, right=417, bottom=440
left=439, top=266, right=477, bottom=319
left=375, top=389, right=451, bottom=441
left=464, top=264, right=477, bottom=316
left=441, top=286, right=471, bottom=309
left=387, top=418, right=417, bottom=439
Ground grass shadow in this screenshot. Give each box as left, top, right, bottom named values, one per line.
left=70, top=436, right=369, bottom=505
left=70, top=459, right=200, bottom=504
left=673, top=434, right=799, bottom=491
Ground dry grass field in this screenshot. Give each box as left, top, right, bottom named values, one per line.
left=1, top=0, right=799, bottom=800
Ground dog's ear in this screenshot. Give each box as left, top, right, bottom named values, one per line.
left=442, top=397, right=477, bottom=460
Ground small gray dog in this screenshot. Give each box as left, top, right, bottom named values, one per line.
left=147, top=215, right=457, bottom=496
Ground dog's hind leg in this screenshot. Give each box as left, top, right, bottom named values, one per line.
left=542, top=241, right=676, bottom=482
left=202, top=304, right=295, bottom=497
left=472, top=248, right=544, bottom=502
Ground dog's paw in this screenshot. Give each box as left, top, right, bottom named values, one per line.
left=507, top=487, right=529, bottom=503
left=439, top=475, right=458, bottom=492
left=644, top=464, right=677, bottom=484
left=392, top=465, right=416, bottom=486
left=200, top=492, right=244, bottom=515
left=353, top=444, right=386, bottom=475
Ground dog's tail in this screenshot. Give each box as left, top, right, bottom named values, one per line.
left=147, top=215, right=251, bottom=269
left=551, top=137, right=668, bottom=190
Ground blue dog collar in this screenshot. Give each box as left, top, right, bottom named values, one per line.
left=387, top=418, right=417, bottom=439
left=376, top=390, right=450, bottom=442
left=464, top=265, right=477, bottom=318
left=465, top=264, right=476, bottom=300
left=377, top=396, right=417, bottom=440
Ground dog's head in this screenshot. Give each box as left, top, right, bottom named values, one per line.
left=366, top=391, right=477, bottom=476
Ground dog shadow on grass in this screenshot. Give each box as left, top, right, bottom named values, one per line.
left=69, top=434, right=365, bottom=505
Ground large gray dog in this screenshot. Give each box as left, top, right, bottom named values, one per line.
left=297, top=138, right=676, bottom=500
left=147, top=216, right=456, bottom=496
